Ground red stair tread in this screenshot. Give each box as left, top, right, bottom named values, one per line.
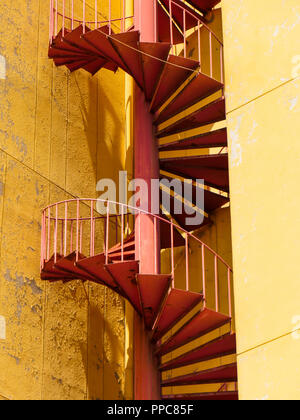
left=51, top=29, right=87, bottom=55
left=109, top=31, right=144, bottom=89
left=150, top=55, right=199, bottom=113
left=82, top=26, right=128, bottom=71
left=156, top=308, right=231, bottom=356
left=152, top=288, right=203, bottom=342
left=139, top=42, right=171, bottom=102
left=155, top=72, right=223, bottom=124
left=105, top=261, right=142, bottom=314
left=160, top=174, right=229, bottom=215
left=54, top=251, right=98, bottom=282
left=109, top=250, right=135, bottom=261
left=76, top=253, right=121, bottom=291
left=137, top=274, right=171, bottom=330
left=163, top=391, right=238, bottom=401
left=53, top=55, right=94, bottom=67
left=49, top=47, right=92, bottom=59
left=81, top=57, right=110, bottom=75
left=161, top=363, right=237, bottom=387
left=188, top=0, right=221, bottom=13
left=63, top=25, right=103, bottom=56
left=159, top=127, right=227, bottom=151
left=159, top=333, right=236, bottom=371
left=157, top=97, right=226, bottom=137
left=160, top=154, right=229, bottom=192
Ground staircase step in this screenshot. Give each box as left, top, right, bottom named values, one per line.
left=159, top=333, right=236, bottom=371
left=82, top=26, right=128, bottom=71
left=66, top=58, right=99, bottom=73
left=54, top=251, right=99, bottom=282
left=161, top=363, right=237, bottom=387
left=160, top=154, right=229, bottom=192
left=105, top=261, right=142, bottom=314
left=139, top=42, right=171, bottom=102
left=160, top=217, right=186, bottom=248
left=41, top=254, right=75, bottom=282
left=155, top=73, right=223, bottom=125
left=109, top=250, right=135, bottom=261
left=163, top=390, right=238, bottom=401
left=76, top=253, right=122, bottom=292
left=157, top=97, right=226, bottom=137
left=137, top=274, right=172, bottom=330
left=160, top=187, right=210, bottom=232
left=156, top=308, right=231, bottom=357
left=63, top=24, right=103, bottom=56
left=161, top=174, right=229, bottom=215
left=109, top=31, right=144, bottom=89
left=150, top=55, right=199, bottom=113
left=159, top=127, right=227, bottom=151
left=81, top=57, right=111, bottom=75
left=152, top=289, right=203, bottom=342
left=50, top=29, right=88, bottom=55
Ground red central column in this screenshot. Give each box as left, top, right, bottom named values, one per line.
left=133, top=0, right=161, bottom=400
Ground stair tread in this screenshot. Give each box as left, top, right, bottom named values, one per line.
left=161, top=362, right=237, bottom=387
left=41, top=254, right=75, bottom=281
left=160, top=153, right=229, bottom=192
left=162, top=390, right=238, bottom=401
left=53, top=55, right=96, bottom=67
left=105, top=260, right=142, bottom=314
left=156, top=308, right=231, bottom=356
left=63, top=24, right=102, bottom=56
left=54, top=251, right=98, bottom=282
left=152, top=288, right=203, bottom=342
left=188, top=0, right=221, bottom=13
left=157, top=97, right=226, bottom=137
left=160, top=0, right=199, bottom=32
left=139, top=42, right=171, bottom=102
left=155, top=72, right=223, bottom=125
left=159, top=333, right=236, bottom=371
left=137, top=274, right=172, bottom=330
left=76, top=253, right=122, bottom=292
left=157, top=5, right=186, bottom=45
left=150, top=55, right=199, bottom=113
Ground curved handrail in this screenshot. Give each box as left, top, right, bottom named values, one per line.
left=41, top=198, right=233, bottom=317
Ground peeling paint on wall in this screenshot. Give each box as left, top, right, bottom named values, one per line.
left=292, top=316, right=300, bottom=340
left=0, top=55, right=6, bottom=79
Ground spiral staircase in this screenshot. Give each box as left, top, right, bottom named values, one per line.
left=41, top=0, right=238, bottom=400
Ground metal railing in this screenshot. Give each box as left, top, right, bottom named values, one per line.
left=49, top=0, right=224, bottom=82
left=41, top=198, right=233, bottom=318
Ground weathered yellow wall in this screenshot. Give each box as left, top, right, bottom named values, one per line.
left=0, top=0, right=133, bottom=400
left=222, top=0, right=300, bottom=400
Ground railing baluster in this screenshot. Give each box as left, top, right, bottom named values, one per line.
left=64, top=202, right=68, bottom=257
left=198, top=21, right=201, bottom=68
left=80, top=221, right=83, bottom=254
left=83, top=0, right=86, bottom=33
left=169, top=0, right=174, bottom=49
left=154, top=216, right=157, bottom=274
left=171, top=222, right=175, bottom=287
left=209, top=31, right=213, bottom=78
left=90, top=202, right=94, bottom=257
left=183, top=10, right=186, bottom=58
left=55, top=0, right=58, bottom=35
left=220, top=44, right=224, bottom=84
left=95, top=0, right=98, bottom=30
left=47, top=207, right=51, bottom=261
left=62, top=0, right=65, bottom=36
left=121, top=204, right=124, bottom=262
left=122, top=0, right=125, bottom=32
left=228, top=269, right=232, bottom=319
left=109, top=0, right=112, bottom=34
left=71, top=0, right=74, bottom=30
left=70, top=220, right=73, bottom=254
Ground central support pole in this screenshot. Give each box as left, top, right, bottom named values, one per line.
left=133, top=0, right=161, bottom=400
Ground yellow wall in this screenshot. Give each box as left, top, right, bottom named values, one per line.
left=0, top=0, right=133, bottom=400
left=222, top=0, right=300, bottom=400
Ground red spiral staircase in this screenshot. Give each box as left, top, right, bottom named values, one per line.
left=42, top=0, right=238, bottom=400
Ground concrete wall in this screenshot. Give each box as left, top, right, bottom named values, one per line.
left=222, top=0, right=300, bottom=400
left=0, top=0, right=132, bottom=400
